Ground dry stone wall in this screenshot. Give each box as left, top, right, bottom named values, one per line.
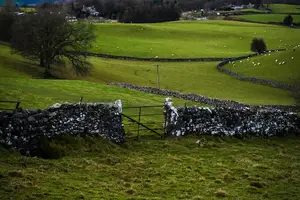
left=0, top=103, right=125, bottom=155
left=164, top=99, right=300, bottom=137
left=109, top=83, right=299, bottom=112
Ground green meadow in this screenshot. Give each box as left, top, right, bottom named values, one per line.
left=90, top=21, right=300, bottom=58
left=1, top=135, right=300, bottom=199
left=236, top=14, right=300, bottom=23
left=0, top=44, right=294, bottom=106
left=224, top=49, right=300, bottom=84
left=269, top=4, right=300, bottom=14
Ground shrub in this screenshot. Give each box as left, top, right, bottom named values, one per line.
left=29, top=136, right=66, bottom=159
left=251, top=38, right=267, bottom=54
left=283, top=15, right=293, bottom=26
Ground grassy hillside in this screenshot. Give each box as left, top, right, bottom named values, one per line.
left=88, top=57, right=294, bottom=105
left=0, top=44, right=200, bottom=112
left=219, top=8, right=264, bottom=13
left=269, top=4, right=300, bottom=14
left=0, top=44, right=294, bottom=106
left=90, top=21, right=300, bottom=58
left=236, top=14, right=300, bottom=23
left=1, top=135, right=300, bottom=199
left=224, top=49, right=300, bottom=84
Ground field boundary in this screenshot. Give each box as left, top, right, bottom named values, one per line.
left=109, top=83, right=299, bottom=112
left=79, top=48, right=294, bottom=91
left=224, top=16, right=300, bottom=27
left=216, top=49, right=296, bottom=91
left=71, top=51, right=230, bottom=62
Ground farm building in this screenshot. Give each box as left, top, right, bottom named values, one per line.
left=0, top=0, right=63, bottom=6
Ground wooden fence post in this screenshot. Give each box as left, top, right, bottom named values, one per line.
left=137, top=107, right=142, bottom=139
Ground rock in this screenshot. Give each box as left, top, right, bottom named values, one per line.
left=28, top=116, right=35, bottom=122
left=50, top=103, right=61, bottom=109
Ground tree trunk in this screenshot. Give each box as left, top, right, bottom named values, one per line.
left=40, top=54, right=44, bottom=67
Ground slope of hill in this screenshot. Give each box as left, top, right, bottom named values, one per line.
left=90, top=21, right=300, bottom=58
left=0, top=45, right=198, bottom=111
left=269, top=4, right=300, bottom=14
left=235, top=14, right=300, bottom=23
left=224, top=49, right=300, bottom=85
left=0, top=44, right=294, bottom=106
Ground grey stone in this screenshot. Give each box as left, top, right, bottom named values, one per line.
left=28, top=116, right=35, bottom=122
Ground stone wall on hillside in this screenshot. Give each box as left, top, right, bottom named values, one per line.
left=109, top=83, right=299, bottom=112
left=164, top=98, right=300, bottom=137
left=71, top=51, right=228, bottom=62
left=0, top=103, right=125, bottom=155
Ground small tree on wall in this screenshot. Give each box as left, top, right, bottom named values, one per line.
left=251, top=38, right=267, bottom=54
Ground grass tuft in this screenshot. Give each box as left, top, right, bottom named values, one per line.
left=215, top=189, right=228, bottom=197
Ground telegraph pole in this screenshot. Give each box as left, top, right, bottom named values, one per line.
left=155, top=64, right=160, bottom=89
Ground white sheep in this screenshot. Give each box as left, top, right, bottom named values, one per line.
left=275, top=59, right=278, bottom=62
left=291, top=57, right=294, bottom=60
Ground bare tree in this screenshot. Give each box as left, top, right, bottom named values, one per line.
left=11, top=9, right=95, bottom=75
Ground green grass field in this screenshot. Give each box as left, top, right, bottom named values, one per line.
left=0, top=44, right=294, bottom=106
left=224, top=49, right=300, bottom=85
left=19, top=7, right=36, bottom=13
left=1, top=135, right=300, bottom=199
left=0, top=44, right=203, bottom=127
left=236, top=14, right=300, bottom=23
left=88, top=57, right=294, bottom=105
left=90, top=21, right=300, bottom=58
left=219, top=8, right=264, bottom=13
left=269, top=4, right=300, bottom=14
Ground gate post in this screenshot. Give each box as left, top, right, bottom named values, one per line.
left=137, top=107, right=142, bottom=139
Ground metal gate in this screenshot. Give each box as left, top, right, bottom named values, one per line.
left=122, top=105, right=166, bottom=138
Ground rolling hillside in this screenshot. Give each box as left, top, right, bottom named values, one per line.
left=224, top=48, right=300, bottom=85
left=0, top=44, right=294, bottom=106
left=235, top=14, right=300, bottom=24
left=90, top=21, right=300, bottom=58
left=269, top=4, right=300, bottom=14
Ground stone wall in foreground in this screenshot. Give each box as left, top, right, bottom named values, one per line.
left=164, top=99, right=300, bottom=137
left=0, top=103, right=125, bottom=155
